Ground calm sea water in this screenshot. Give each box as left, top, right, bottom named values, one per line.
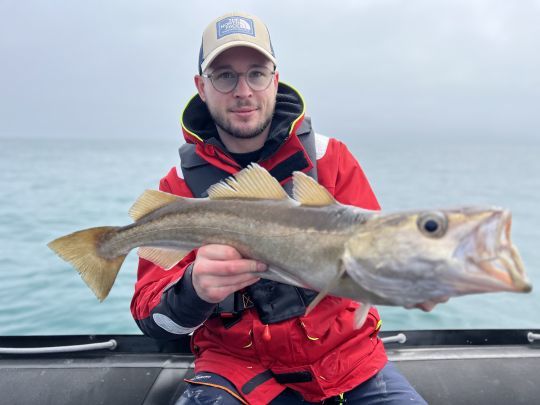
left=0, top=136, right=538, bottom=335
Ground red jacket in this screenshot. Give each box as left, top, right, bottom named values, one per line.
left=131, top=83, right=387, bottom=403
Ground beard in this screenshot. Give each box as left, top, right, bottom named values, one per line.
left=207, top=100, right=275, bottom=140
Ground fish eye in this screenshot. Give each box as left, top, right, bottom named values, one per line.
left=417, top=212, right=448, bottom=238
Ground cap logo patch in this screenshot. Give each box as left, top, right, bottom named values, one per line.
left=216, top=16, right=255, bottom=39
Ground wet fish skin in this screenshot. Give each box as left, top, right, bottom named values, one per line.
left=338, top=207, right=531, bottom=308
left=101, top=198, right=367, bottom=297
left=48, top=164, right=531, bottom=310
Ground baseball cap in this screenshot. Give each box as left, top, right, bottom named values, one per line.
left=198, top=12, right=276, bottom=74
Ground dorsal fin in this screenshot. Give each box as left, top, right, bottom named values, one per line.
left=292, top=171, right=336, bottom=206
left=207, top=163, right=289, bottom=200
left=129, top=190, right=182, bottom=221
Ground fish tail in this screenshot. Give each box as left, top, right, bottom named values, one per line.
left=48, top=226, right=126, bottom=301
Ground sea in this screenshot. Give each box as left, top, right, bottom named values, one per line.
left=0, top=136, right=538, bottom=335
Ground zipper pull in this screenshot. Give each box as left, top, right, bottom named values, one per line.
left=300, top=320, right=319, bottom=341
left=242, top=329, right=253, bottom=348
left=262, top=324, right=272, bottom=342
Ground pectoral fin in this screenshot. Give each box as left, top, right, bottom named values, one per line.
left=138, top=247, right=189, bottom=270
left=353, top=303, right=371, bottom=329
left=305, top=262, right=347, bottom=316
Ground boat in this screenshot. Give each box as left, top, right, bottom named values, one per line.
left=1, top=329, right=539, bottom=404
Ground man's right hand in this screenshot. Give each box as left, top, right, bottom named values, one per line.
left=192, top=244, right=267, bottom=304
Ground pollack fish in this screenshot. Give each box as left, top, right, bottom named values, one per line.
left=48, top=164, right=532, bottom=326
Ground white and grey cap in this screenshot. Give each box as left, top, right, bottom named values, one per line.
left=198, top=12, right=276, bottom=74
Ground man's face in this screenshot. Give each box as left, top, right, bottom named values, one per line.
left=196, top=47, right=279, bottom=140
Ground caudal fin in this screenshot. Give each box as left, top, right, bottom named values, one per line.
left=48, top=226, right=126, bottom=301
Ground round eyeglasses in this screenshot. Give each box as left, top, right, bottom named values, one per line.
left=202, top=66, right=276, bottom=94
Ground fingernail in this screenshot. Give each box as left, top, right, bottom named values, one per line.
left=257, top=262, right=267, bottom=271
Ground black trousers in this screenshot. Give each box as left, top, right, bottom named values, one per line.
left=175, top=362, right=427, bottom=404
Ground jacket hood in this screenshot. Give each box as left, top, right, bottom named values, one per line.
left=180, top=82, right=306, bottom=160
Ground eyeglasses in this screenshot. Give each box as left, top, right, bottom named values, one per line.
left=202, top=66, right=276, bottom=94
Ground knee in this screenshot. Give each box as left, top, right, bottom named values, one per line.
left=175, top=373, right=244, bottom=405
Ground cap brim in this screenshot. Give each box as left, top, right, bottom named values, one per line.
left=200, top=41, right=276, bottom=72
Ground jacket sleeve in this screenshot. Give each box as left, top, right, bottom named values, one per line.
left=335, top=142, right=381, bottom=211
left=318, top=138, right=381, bottom=210
left=130, top=169, right=216, bottom=340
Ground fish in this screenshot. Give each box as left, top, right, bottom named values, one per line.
left=48, top=163, right=531, bottom=326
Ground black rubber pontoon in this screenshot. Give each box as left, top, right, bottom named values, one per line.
left=1, top=330, right=539, bottom=404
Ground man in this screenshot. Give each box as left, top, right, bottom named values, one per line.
left=131, top=12, right=426, bottom=404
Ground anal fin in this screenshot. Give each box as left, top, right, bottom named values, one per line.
left=138, top=247, right=189, bottom=270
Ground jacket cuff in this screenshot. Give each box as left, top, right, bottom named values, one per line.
left=164, top=263, right=216, bottom=327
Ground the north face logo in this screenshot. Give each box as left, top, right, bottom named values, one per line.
left=216, top=16, right=255, bottom=39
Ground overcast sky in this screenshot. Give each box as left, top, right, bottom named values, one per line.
left=1, top=0, right=539, bottom=140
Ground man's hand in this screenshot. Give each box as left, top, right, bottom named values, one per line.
left=192, top=244, right=267, bottom=303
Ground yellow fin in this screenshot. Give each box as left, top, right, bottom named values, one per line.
left=129, top=190, right=182, bottom=221
left=292, top=171, right=336, bottom=206
left=138, top=247, right=189, bottom=270
left=207, top=163, right=288, bottom=200
left=48, top=226, right=125, bottom=301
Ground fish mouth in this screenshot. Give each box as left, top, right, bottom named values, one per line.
left=457, top=209, right=531, bottom=293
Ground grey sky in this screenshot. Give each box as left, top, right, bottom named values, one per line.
left=1, top=0, right=539, bottom=140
